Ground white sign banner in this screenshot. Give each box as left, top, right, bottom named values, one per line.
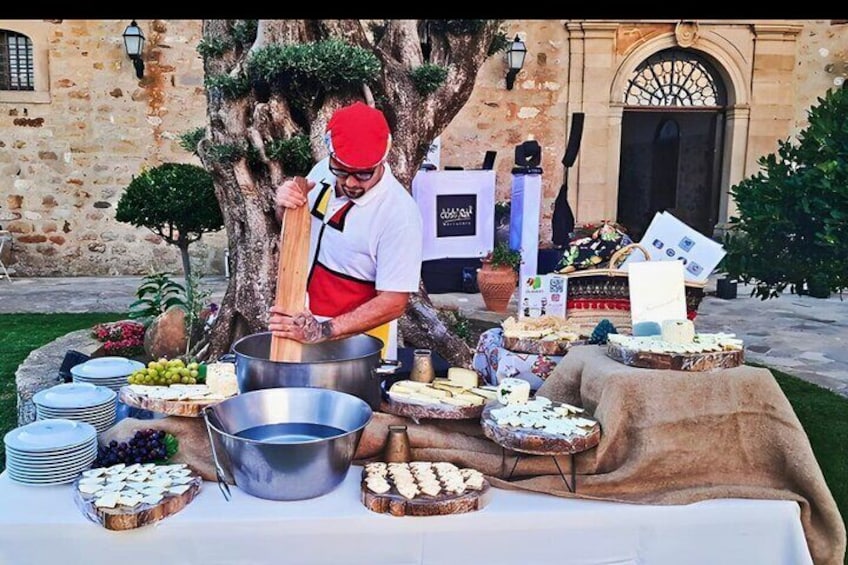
left=622, top=211, right=726, bottom=283
left=628, top=260, right=687, bottom=326
left=412, top=170, right=495, bottom=261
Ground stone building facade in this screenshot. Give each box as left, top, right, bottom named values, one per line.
left=1, top=19, right=846, bottom=276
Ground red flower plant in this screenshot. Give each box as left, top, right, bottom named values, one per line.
left=91, top=321, right=146, bottom=358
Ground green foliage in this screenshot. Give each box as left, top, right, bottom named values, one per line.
left=721, top=87, right=848, bottom=299
left=410, top=64, right=448, bottom=95
left=116, top=162, right=224, bottom=256
left=428, top=20, right=488, bottom=34
left=197, top=36, right=231, bottom=58
left=207, top=143, right=245, bottom=164
left=231, top=20, right=258, bottom=45
left=485, top=242, right=522, bottom=271
left=246, top=39, right=381, bottom=106
left=488, top=30, right=511, bottom=56
left=204, top=73, right=251, bottom=99
left=128, top=272, right=188, bottom=322
left=182, top=270, right=214, bottom=355
left=265, top=134, right=314, bottom=177
left=179, top=127, right=205, bottom=155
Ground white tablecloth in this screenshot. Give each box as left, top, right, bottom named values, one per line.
left=0, top=468, right=812, bottom=565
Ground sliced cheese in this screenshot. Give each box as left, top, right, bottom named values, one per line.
left=205, top=362, right=239, bottom=397
left=447, top=367, right=479, bottom=388
left=661, top=319, right=695, bottom=344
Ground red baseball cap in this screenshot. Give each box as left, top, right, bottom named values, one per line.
left=325, top=102, right=392, bottom=169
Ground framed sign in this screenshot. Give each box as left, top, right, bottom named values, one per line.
left=412, top=170, right=495, bottom=261
left=436, top=194, right=477, bottom=238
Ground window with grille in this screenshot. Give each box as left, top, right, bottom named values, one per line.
left=624, top=48, right=726, bottom=107
left=0, top=29, right=35, bottom=91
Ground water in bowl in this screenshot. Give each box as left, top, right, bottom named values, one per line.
left=235, top=422, right=346, bottom=443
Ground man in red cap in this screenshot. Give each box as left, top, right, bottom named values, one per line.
left=269, top=102, right=423, bottom=353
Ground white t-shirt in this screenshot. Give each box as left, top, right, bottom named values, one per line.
left=305, top=157, right=423, bottom=296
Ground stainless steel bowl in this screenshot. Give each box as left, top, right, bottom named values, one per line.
left=229, top=332, right=386, bottom=410
left=203, top=387, right=372, bottom=501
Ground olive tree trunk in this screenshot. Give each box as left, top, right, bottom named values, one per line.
left=197, top=19, right=500, bottom=367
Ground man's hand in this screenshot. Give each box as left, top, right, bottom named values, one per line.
left=275, top=178, right=312, bottom=211
left=269, top=306, right=332, bottom=344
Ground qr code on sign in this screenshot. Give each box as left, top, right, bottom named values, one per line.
left=549, top=277, right=564, bottom=293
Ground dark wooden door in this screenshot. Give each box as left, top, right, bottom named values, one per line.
left=617, top=110, right=724, bottom=241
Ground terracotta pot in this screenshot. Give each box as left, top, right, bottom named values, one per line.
left=477, top=263, right=517, bottom=313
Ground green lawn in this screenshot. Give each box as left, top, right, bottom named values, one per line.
left=0, top=313, right=846, bottom=553
left=0, top=313, right=125, bottom=472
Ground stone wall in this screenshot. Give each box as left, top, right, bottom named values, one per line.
left=0, top=19, right=221, bottom=277
left=1, top=19, right=845, bottom=275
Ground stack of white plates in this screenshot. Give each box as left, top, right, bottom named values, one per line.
left=71, top=356, right=145, bottom=392
left=4, top=419, right=98, bottom=485
left=33, top=382, right=117, bottom=433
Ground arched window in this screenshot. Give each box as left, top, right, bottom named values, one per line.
left=624, top=48, right=726, bottom=107
left=0, top=29, right=34, bottom=91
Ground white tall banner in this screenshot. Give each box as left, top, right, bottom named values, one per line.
left=412, top=170, right=495, bottom=261
left=509, top=172, right=542, bottom=282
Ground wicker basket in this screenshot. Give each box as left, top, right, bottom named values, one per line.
left=563, top=244, right=706, bottom=335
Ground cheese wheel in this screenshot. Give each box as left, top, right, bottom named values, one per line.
left=661, top=319, right=695, bottom=344
left=497, top=378, right=531, bottom=405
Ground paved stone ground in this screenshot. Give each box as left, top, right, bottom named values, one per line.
left=1, top=275, right=846, bottom=398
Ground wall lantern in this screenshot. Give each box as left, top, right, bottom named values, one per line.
left=123, top=20, right=145, bottom=79
left=505, top=35, right=527, bottom=90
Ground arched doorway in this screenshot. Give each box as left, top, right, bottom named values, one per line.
left=616, top=48, right=728, bottom=240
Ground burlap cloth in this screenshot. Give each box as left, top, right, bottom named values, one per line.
left=103, top=345, right=845, bottom=565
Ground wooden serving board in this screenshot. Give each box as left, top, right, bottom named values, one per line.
left=119, top=386, right=229, bottom=418
left=73, top=474, right=202, bottom=531
left=502, top=336, right=586, bottom=356
left=481, top=402, right=601, bottom=456
left=361, top=475, right=491, bottom=517
left=606, top=343, right=745, bottom=372
left=379, top=396, right=485, bottom=421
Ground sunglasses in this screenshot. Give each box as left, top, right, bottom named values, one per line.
left=328, top=162, right=379, bottom=182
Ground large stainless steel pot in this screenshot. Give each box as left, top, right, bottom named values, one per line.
left=228, top=332, right=388, bottom=410
left=203, top=387, right=372, bottom=501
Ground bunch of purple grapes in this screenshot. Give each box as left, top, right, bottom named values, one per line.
left=93, top=429, right=169, bottom=468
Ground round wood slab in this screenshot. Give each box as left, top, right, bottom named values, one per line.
left=73, top=474, right=202, bottom=531
left=361, top=472, right=491, bottom=517
left=379, top=396, right=485, bottom=421
left=119, top=386, right=229, bottom=418
left=606, top=343, right=745, bottom=372
left=481, top=402, right=601, bottom=456
left=502, top=336, right=586, bottom=356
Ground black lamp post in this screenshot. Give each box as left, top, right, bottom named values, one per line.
left=123, top=20, right=145, bottom=79
left=505, top=35, right=527, bottom=90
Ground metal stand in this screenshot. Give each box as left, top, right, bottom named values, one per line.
left=500, top=447, right=577, bottom=493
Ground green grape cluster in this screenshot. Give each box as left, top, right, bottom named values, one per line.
left=127, top=358, right=201, bottom=386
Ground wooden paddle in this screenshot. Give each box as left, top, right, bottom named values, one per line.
left=270, top=176, right=312, bottom=362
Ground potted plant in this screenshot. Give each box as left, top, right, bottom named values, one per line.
left=477, top=242, right=522, bottom=313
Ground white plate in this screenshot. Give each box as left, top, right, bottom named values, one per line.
left=37, top=405, right=116, bottom=417
left=3, top=419, right=97, bottom=453
left=70, top=357, right=144, bottom=380
left=32, top=383, right=116, bottom=410
left=8, top=457, right=96, bottom=477
left=7, top=469, right=86, bottom=485
left=6, top=444, right=97, bottom=465
left=4, top=438, right=97, bottom=458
